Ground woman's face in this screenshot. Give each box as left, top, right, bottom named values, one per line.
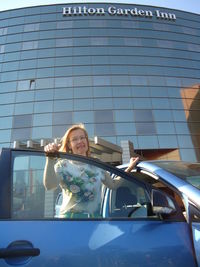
left=68, top=129, right=88, bottom=156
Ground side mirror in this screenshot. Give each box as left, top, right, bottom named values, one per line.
left=151, top=189, right=177, bottom=217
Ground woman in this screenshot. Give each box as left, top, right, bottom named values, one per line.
left=43, top=123, right=139, bottom=218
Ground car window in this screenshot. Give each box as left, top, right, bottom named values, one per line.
left=152, top=161, right=200, bottom=190
left=108, top=176, right=150, bottom=218
left=11, top=150, right=158, bottom=220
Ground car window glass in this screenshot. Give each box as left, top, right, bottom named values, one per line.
left=12, top=151, right=151, bottom=220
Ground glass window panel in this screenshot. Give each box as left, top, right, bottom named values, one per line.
left=113, top=98, right=132, bottom=109
left=38, top=39, right=55, bottom=49
left=53, top=125, right=69, bottom=138
left=133, top=98, right=152, bottom=109
left=5, top=43, right=21, bottom=53
left=179, top=149, right=197, bottom=162
left=74, top=99, right=93, bottom=111
left=93, top=87, right=112, bottom=97
left=93, top=76, right=111, bottom=86
left=3, top=51, right=20, bottom=62
left=111, top=76, right=130, bottom=86
left=73, top=66, right=92, bottom=76
left=38, top=48, right=55, bottom=58
left=55, top=57, right=73, bottom=67
left=54, top=88, right=73, bottom=100
left=57, top=21, right=73, bottom=29
left=33, top=114, right=52, bottom=126
left=56, top=47, right=72, bottom=57
left=55, top=66, right=72, bottom=76
left=116, top=123, right=136, bottom=135
left=134, top=110, right=154, bottom=122
left=16, top=91, right=34, bottom=103
left=158, top=135, right=178, bottom=149
left=90, top=37, right=108, bottom=45
left=1, top=71, right=18, bottom=82
left=18, top=70, right=36, bottom=80
left=24, top=23, right=40, bottom=32
left=150, top=87, right=168, bottom=97
left=137, top=136, right=158, bottom=149
left=54, top=100, right=73, bottom=112
left=0, top=104, right=14, bottom=116
left=14, top=103, right=34, bottom=115
left=22, top=41, right=38, bottom=50
left=20, top=59, right=37, bottom=69
left=94, top=98, right=113, bottom=110
left=35, top=89, right=54, bottom=101
left=136, top=123, right=156, bottom=135
left=53, top=112, right=72, bottom=125
left=0, top=129, right=11, bottom=142
left=0, top=117, right=12, bottom=129
left=37, top=58, right=55, bottom=68
left=172, top=110, right=187, bottom=122
left=11, top=128, right=31, bottom=141
left=94, top=110, right=113, bottom=123
left=95, top=123, right=115, bottom=136
left=13, top=115, right=32, bottom=128
left=0, top=92, right=15, bottom=104
left=112, top=87, right=131, bottom=97
left=55, top=77, right=73, bottom=88
left=156, top=122, right=175, bottom=134
left=175, top=123, right=190, bottom=134
left=32, top=126, right=52, bottom=139
left=73, top=76, right=92, bottom=87
left=17, top=80, right=33, bottom=91
left=115, top=110, right=134, bottom=122
left=73, top=111, right=94, bottom=124
left=177, top=135, right=194, bottom=148
left=152, top=98, right=170, bottom=109
left=34, top=101, right=53, bottom=113
left=36, top=78, right=54, bottom=89
left=2, top=61, right=19, bottom=72
left=153, top=110, right=173, bottom=121
left=170, top=99, right=184, bottom=109
left=132, top=87, right=150, bottom=97
left=56, top=38, right=73, bottom=47
left=36, top=68, right=54, bottom=78
left=130, top=76, right=148, bottom=86
left=20, top=50, right=37, bottom=60
left=74, top=87, right=93, bottom=98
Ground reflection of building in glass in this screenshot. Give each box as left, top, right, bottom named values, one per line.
left=181, top=84, right=200, bottom=160
left=0, top=3, right=200, bottom=162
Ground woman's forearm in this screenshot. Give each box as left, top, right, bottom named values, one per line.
left=43, top=157, right=59, bottom=190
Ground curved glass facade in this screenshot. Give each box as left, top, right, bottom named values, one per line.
left=0, top=3, right=200, bottom=161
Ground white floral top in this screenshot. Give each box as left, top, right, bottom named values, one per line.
left=54, top=159, right=107, bottom=217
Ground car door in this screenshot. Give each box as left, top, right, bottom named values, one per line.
left=0, top=148, right=197, bottom=267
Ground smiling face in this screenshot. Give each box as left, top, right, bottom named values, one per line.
left=68, top=129, right=89, bottom=156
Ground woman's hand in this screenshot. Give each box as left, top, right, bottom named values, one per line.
left=44, top=142, right=61, bottom=153
left=125, top=157, right=139, bottom=173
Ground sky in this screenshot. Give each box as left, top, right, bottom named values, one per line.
left=0, top=0, right=200, bottom=14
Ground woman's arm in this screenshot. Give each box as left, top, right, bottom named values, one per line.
left=103, top=157, right=139, bottom=189
left=43, top=157, right=60, bottom=190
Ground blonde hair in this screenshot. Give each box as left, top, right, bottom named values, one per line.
left=59, top=123, right=90, bottom=156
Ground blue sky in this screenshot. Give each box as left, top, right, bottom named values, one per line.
left=0, top=0, right=200, bottom=14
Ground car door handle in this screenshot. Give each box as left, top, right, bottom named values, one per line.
left=0, top=247, right=40, bottom=258
left=0, top=240, right=40, bottom=259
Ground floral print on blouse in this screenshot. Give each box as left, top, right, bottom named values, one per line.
left=54, top=159, right=105, bottom=216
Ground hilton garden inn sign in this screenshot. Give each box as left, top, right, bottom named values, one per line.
left=63, top=6, right=176, bottom=21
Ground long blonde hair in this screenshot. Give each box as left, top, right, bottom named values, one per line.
left=59, top=123, right=90, bottom=156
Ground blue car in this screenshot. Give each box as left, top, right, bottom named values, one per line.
left=0, top=148, right=199, bottom=267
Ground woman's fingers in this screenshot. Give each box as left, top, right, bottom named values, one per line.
left=44, top=143, right=61, bottom=152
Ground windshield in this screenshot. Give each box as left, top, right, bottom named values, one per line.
left=153, top=161, right=200, bottom=190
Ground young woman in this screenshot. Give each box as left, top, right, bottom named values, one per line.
left=43, top=123, right=139, bottom=218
